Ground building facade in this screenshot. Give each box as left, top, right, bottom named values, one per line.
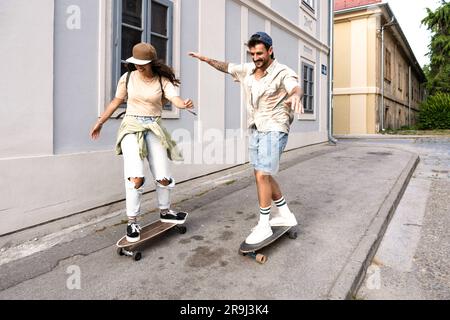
left=0, top=0, right=332, bottom=235
left=333, top=0, right=426, bottom=134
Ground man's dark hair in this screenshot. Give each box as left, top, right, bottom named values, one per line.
left=247, top=39, right=275, bottom=59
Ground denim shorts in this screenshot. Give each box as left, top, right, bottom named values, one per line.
left=249, top=130, right=289, bottom=175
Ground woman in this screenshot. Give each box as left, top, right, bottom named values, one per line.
left=90, top=43, right=194, bottom=243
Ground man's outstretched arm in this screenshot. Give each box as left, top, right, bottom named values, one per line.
left=188, top=52, right=229, bottom=73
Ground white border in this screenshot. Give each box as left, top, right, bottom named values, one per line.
left=240, top=6, right=249, bottom=137
left=162, top=0, right=181, bottom=119
left=97, top=0, right=107, bottom=117
left=298, top=55, right=317, bottom=121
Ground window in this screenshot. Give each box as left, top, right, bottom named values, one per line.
left=398, top=64, right=403, bottom=92
left=384, top=48, right=391, bottom=82
left=114, top=0, right=174, bottom=113
left=302, top=0, right=315, bottom=11
left=302, top=63, right=314, bottom=114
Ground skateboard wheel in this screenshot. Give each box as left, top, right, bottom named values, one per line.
left=255, top=254, right=267, bottom=264
left=117, top=248, right=124, bottom=256
left=133, top=252, right=142, bottom=261
left=288, top=230, right=298, bottom=239
left=176, top=226, right=187, bottom=234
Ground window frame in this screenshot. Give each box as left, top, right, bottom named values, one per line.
left=384, top=48, right=392, bottom=82
left=301, top=0, right=315, bottom=12
left=112, top=0, right=179, bottom=119
left=301, top=62, right=315, bottom=115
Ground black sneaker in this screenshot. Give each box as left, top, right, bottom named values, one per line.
left=160, top=210, right=188, bottom=225
left=126, top=222, right=141, bottom=243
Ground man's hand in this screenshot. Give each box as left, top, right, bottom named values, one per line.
left=285, top=87, right=304, bottom=114
left=188, top=52, right=207, bottom=62
left=188, top=52, right=229, bottom=73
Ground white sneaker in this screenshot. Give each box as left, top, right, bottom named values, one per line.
left=269, top=207, right=298, bottom=227
left=245, top=222, right=273, bottom=245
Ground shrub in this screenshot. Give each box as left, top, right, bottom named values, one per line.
left=418, top=93, right=450, bottom=129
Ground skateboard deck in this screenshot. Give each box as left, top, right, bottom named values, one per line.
left=116, top=215, right=188, bottom=261
left=239, top=226, right=297, bottom=264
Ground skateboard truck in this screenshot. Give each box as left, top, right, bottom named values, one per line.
left=239, top=226, right=298, bottom=264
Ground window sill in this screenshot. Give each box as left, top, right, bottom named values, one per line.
left=297, top=112, right=316, bottom=121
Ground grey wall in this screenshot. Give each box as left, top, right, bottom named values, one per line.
left=225, top=0, right=242, bottom=132
left=164, top=0, right=198, bottom=135
left=248, top=9, right=265, bottom=38
left=271, top=24, right=298, bottom=73
left=0, top=0, right=54, bottom=157
left=271, top=0, right=299, bottom=24
left=54, top=0, right=102, bottom=154
left=120, top=0, right=200, bottom=137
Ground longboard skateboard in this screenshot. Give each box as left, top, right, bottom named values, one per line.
left=239, top=226, right=297, bottom=264
left=116, top=215, right=188, bottom=261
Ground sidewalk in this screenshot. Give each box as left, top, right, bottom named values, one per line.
left=0, top=141, right=419, bottom=300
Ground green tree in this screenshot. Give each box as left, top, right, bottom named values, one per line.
left=421, top=1, right=450, bottom=95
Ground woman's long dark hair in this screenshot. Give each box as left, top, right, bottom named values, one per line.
left=126, top=59, right=181, bottom=87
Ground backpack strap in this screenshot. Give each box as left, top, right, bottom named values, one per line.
left=115, top=72, right=132, bottom=119
left=126, top=71, right=132, bottom=90
left=158, top=76, right=165, bottom=99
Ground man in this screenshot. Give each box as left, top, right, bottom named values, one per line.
left=189, top=32, right=304, bottom=244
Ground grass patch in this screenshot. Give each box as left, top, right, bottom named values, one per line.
left=225, top=179, right=237, bottom=185
left=383, top=127, right=450, bottom=136
left=195, top=190, right=210, bottom=197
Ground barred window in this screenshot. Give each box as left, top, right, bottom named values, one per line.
left=302, top=63, right=315, bottom=114
left=114, top=0, right=174, bottom=112
left=384, top=48, right=392, bottom=82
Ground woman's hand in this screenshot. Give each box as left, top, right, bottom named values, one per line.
left=90, top=121, right=103, bottom=140
left=183, top=99, right=194, bottom=110
left=172, top=97, right=194, bottom=110
left=90, top=98, right=124, bottom=140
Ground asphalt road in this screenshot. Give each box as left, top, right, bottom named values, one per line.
left=353, top=137, right=450, bottom=300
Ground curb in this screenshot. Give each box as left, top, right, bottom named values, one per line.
left=326, top=152, right=420, bottom=300
left=334, top=134, right=439, bottom=139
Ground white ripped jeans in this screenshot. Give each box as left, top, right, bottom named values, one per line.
left=121, top=116, right=174, bottom=217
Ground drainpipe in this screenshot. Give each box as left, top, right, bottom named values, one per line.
left=408, top=65, right=412, bottom=127
left=328, top=0, right=337, bottom=144
left=380, top=16, right=396, bottom=132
